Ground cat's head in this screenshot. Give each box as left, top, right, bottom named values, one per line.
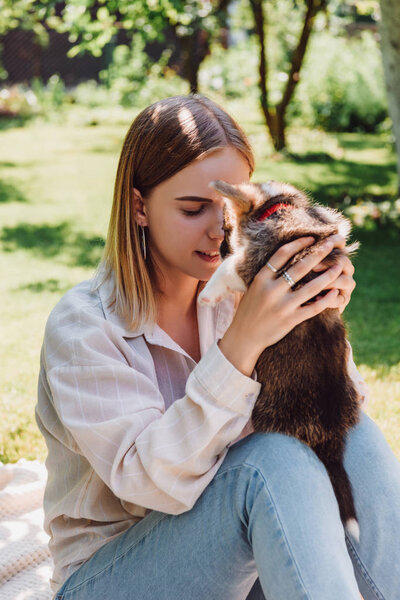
left=210, top=180, right=353, bottom=260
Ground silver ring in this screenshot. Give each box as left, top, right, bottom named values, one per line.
left=266, top=261, right=278, bottom=273
left=281, top=270, right=295, bottom=287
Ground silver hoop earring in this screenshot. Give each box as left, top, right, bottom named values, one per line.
left=140, top=226, right=147, bottom=260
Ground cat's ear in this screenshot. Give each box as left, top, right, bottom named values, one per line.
left=209, top=180, right=264, bottom=215
left=209, top=180, right=250, bottom=213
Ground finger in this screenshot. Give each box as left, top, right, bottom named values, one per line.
left=337, top=274, right=356, bottom=294
left=319, top=273, right=356, bottom=294
left=314, top=290, right=347, bottom=304
left=292, top=263, right=342, bottom=305
left=262, top=236, right=315, bottom=278
left=325, top=233, right=346, bottom=248
left=339, top=255, right=355, bottom=276
left=295, top=288, right=341, bottom=323
left=313, top=254, right=354, bottom=275
left=280, top=239, right=335, bottom=286
left=314, top=271, right=356, bottom=311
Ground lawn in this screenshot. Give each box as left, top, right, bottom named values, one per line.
left=0, top=99, right=399, bottom=463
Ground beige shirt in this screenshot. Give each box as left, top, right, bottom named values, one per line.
left=35, top=276, right=369, bottom=596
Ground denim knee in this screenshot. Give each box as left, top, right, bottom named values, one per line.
left=215, top=432, right=346, bottom=556
left=220, top=432, right=328, bottom=486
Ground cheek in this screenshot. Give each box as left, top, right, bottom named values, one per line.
left=173, top=213, right=206, bottom=238
left=150, top=214, right=203, bottom=255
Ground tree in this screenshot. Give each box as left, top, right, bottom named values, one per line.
left=48, top=0, right=231, bottom=93
left=0, top=0, right=49, bottom=40
left=249, top=0, right=327, bottom=152
left=0, top=1, right=231, bottom=93
left=379, top=0, right=400, bottom=195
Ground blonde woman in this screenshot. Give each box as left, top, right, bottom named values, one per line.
left=36, top=95, right=400, bottom=600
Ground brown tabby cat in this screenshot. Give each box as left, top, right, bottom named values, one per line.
left=198, top=180, right=361, bottom=541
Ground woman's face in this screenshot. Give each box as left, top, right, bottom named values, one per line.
left=139, top=146, right=250, bottom=284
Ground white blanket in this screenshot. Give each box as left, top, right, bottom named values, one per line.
left=0, top=459, right=52, bottom=599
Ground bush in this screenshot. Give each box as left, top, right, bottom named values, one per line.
left=290, top=31, right=388, bottom=132
left=344, top=198, right=400, bottom=230
left=200, top=27, right=386, bottom=134
left=0, top=84, right=39, bottom=118
left=199, top=39, right=259, bottom=99
left=31, top=74, right=66, bottom=112
left=98, top=37, right=188, bottom=108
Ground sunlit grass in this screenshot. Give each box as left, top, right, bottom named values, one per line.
left=0, top=103, right=399, bottom=463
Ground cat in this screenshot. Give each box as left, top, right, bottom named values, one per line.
left=198, top=179, right=361, bottom=542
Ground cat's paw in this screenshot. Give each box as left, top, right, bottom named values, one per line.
left=198, top=288, right=224, bottom=306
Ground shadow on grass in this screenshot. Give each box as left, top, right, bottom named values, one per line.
left=284, top=152, right=396, bottom=205
left=16, top=278, right=71, bottom=294
left=0, top=180, right=29, bottom=203
left=0, top=221, right=105, bottom=267
left=73, top=232, right=105, bottom=267
left=287, top=151, right=334, bottom=163
left=0, top=161, right=18, bottom=168
left=336, top=133, right=395, bottom=151
left=2, top=222, right=398, bottom=373
left=0, top=116, right=31, bottom=131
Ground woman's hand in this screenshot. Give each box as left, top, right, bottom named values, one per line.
left=312, top=234, right=356, bottom=314
left=219, top=235, right=351, bottom=376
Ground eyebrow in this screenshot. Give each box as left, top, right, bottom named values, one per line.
left=174, top=196, right=213, bottom=203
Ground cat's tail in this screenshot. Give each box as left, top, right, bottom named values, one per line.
left=325, top=462, right=360, bottom=543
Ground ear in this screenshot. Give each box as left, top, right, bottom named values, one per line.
left=209, top=180, right=267, bottom=217
left=131, top=187, right=148, bottom=227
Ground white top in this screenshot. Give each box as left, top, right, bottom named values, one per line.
left=35, top=276, right=369, bottom=596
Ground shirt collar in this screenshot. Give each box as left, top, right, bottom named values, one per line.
left=95, top=274, right=236, bottom=361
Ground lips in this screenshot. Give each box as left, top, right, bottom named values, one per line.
left=195, top=251, right=220, bottom=263
left=197, top=250, right=220, bottom=257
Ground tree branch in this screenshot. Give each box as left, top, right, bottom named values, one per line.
left=249, top=0, right=269, bottom=118
left=278, top=0, right=324, bottom=117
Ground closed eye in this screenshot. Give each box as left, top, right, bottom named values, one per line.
left=182, top=206, right=206, bottom=216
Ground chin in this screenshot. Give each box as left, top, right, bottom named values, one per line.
left=188, top=264, right=220, bottom=282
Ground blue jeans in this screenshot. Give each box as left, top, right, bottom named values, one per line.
left=55, top=413, right=400, bottom=599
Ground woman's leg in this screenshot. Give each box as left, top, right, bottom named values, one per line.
left=246, top=411, right=400, bottom=600
left=343, top=411, right=400, bottom=599
left=55, top=432, right=361, bottom=600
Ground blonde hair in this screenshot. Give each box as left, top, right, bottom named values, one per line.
left=93, top=94, right=255, bottom=333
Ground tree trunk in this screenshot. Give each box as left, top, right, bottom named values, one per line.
left=250, top=0, right=324, bottom=152
left=379, top=0, right=400, bottom=196
left=180, top=29, right=207, bottom=93
left=174, top=1, right=232, bottom=93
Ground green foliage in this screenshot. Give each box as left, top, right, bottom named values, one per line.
left=290, top=31, right=388, bottom=132
left=200, top=25, right=387, bottom=135
left=31, top=74, right=66, bottom=111
left=46, top=0, right=224, bottom=59
left=98, top=38, right=188, bottom=108
left=199, top=39, right=259, bottom=99
left=344, top=198, right=400, bottom=230
left=0, top=76, right=66, bottom=120
left=227, top=0, right=309, bottom=106
left=0, top=85, right=38, bottom=118
left=70, top=79, right=116, bottom=108
left=0, top=0, right=51, bottom=43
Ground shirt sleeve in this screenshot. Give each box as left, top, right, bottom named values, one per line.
left=346, top=340, right=369, bottom=408
left=44, top=301, right=261, bottom=516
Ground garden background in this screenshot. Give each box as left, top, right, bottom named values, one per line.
left=0, top=0, right=399, bottom=467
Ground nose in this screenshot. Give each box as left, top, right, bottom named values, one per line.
left=208, top=208, right=225, bottom=241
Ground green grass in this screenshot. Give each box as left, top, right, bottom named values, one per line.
left=0, top=101, right=399, bottom=463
